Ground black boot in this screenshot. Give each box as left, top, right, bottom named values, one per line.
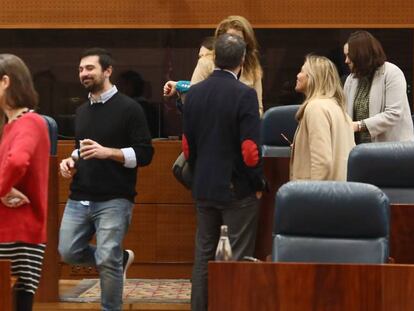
left=14, top=290, right=34, bottom=311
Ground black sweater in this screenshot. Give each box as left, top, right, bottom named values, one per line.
left=70, top=92, right=154, bottom=202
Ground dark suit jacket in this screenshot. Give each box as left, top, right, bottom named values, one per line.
left=183, top=70, right=264, bottom=203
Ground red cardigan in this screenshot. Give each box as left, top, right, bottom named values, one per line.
left=0, top=113, right=50, bottom=244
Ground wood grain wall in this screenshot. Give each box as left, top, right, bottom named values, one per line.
left=0, top=0, right=413, bottom=29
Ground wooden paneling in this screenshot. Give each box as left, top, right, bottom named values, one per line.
left=136, top=141, right=193, bottom=204
left=57, top=141, right=74, bottom=204
left=0, top=260, right=12, bottom=311
left=58, top=140, right=193, bottom=204
left=58, top=201, right=196, bottom=279
left=255, top=157, right=290, bottom=260
left=390, top=203, right=414, bottom=263
left=57, top=140, right=196, bottom=279
left=209, top=262, right=414, bottom=311
left=0, top=0, right=413, bottom=28
left=36, top=156, right=59, bottom=302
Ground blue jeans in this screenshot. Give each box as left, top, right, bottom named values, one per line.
left=58, top=198, right=133, bottom=311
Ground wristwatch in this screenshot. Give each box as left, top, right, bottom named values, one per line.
left=358, top=120, right=367, bottom=132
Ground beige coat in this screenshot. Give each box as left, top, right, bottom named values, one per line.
left=190, top=52, right=263, bottom=116
left=290, top=98, right=355, bottom=181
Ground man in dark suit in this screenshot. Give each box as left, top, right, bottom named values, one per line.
left=182, top=33, right=265, bottom=311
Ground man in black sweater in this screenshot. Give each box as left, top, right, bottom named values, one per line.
left=183, top=34, right=265, bottom=311
left=58, top=48, right=153, bottom=311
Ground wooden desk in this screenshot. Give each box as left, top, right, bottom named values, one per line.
left=390, top=203, right=414, bottom=263
left=0, top=260, right=12, bottom=311
left=255, top=156, right=290, bottom=260
left=209, top=262, right=414, bottom=311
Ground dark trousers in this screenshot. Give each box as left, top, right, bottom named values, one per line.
left=191, top=195, right=259, bottom=311
left=14, top=290, right=34, bottom=311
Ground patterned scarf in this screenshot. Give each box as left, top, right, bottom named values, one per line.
left=353, top=77, right=372, bottom=144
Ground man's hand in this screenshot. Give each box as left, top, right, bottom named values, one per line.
left=163, top=81, right=177, bottom=97
left=60, top=157, right=75, bottom=178
left=79, top=139, right=112, bottom=160
left=1, top=187, right=30, bottom=208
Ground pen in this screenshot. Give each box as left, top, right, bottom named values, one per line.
left=280, top=133, right=292, bottom=145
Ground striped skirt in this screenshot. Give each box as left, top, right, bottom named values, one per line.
left=0, top=242, right=46, bottom=294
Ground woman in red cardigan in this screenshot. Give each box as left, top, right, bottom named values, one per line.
left=0, top=54, right=50, bottom=311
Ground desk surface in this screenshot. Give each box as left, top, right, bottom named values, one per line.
left=209, top=261, right=414, bottom=311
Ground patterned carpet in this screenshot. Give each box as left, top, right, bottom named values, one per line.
left=61, top=279, right=191, bottom=303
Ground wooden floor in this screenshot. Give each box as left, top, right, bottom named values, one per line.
left=33, top=280, right=190, bottom=311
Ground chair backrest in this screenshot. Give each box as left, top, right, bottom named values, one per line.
left=273, top=181, right=390, bottom=263
left=347, top=142, right=414, bottom=188
left=347, top=142, right=414, bottom=203
left=261, top=105, right=299, bottom=146
left=42, top=115, right=58, bottom=156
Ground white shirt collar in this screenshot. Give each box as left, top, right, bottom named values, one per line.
left=214, top=68, right=238, bottom=80
left=89, top=85, right=118, bottom=105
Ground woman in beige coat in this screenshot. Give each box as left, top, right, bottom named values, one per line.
left=163, top=15, right=263, bottom=116
left=290, top=55, right=355, bottom=181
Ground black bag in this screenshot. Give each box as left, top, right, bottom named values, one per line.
left=172, top=152, right=193, bottom=189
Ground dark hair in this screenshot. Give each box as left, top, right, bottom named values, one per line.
left=347, top=31, right=386, bottom=78
left=214, top=33, right=246, bottom=70
left=0, top=54, right=38, bottom=110
left=80, top=47, right=114, bottom=70
left=201, top=36, right=215, bottom=51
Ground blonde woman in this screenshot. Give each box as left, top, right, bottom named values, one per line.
left=163, top=15, right=263, bottom=116
left=290, top=55, right=355, bottom=181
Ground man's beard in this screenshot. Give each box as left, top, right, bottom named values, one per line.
left=82, top=77, right=105, bottom=93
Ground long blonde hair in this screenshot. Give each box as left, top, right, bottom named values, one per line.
left=215, top=15, right=262, bottom=82
left=296, top=55, right=347, bottom=120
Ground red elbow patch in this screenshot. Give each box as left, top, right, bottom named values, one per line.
left=182, top=134, right=190, bottom=160
left=242, top=139, right=259, bottom=167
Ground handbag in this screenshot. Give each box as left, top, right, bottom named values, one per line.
left=172, top=152, right=193, bottom=189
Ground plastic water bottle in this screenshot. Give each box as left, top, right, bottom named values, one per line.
left=215, top=225, right=233, bottom=261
